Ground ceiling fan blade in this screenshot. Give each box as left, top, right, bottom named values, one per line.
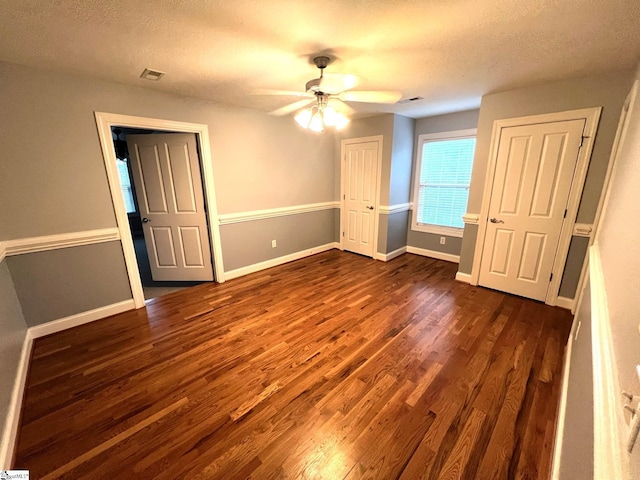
left=331, top=98, right=356, bottom=116
left=270, top=98, right=315, bottom=116
left=318, top=73, right=358, bottom=95
left=252, top=88, right=313, bottom=97
left=339, top=90, right=402, bottom=104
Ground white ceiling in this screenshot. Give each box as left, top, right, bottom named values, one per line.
left=1, top=0, right=639, bottom=118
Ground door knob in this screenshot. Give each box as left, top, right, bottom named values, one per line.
left=366, top=206, right=374, bottom=210
left=142, top=217, right=150, bottom=223
left=490, top=218, right=504, bottom=223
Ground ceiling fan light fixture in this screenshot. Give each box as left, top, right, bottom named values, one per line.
left=323, top=105, right=338, bottom=126
left=294, top=108, right=312, bottom=128
left=295, top=97, right=350, bottom=132
left=308, top=108, right=324, bottom=132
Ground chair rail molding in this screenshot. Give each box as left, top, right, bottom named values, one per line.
left=573, top=223, right=593, bottom=237
left=462, top=212, right=480, bottom=225
left=218, top=202, right=340, bottom=225
left=379, top=203, right=412, bottom=215
left=2, top=228, right=120, bottom=256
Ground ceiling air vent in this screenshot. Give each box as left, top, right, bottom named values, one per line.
left=397, top=96, right=424, bottom=104
left=140, top=68, right=165, bottom=81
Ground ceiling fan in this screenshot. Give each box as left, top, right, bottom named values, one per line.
left=258, top=56, right=402, bottom=131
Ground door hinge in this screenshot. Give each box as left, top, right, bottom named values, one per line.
left=563, top=209, right=567, bottom=218
left=343, top=194, right=346, bottom=200
left=342, top=231, right=345, bottom=237
left=550, top=273, right=553, bottom=282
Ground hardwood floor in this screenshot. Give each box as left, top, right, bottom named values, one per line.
left=14, top=251, right=573, bottom=479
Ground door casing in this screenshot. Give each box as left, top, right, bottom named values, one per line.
left=340, top=135, right=383, bottom=258
left=95, top=112, right=225, bottom=309
left=470, top=107, right=601, bottom=306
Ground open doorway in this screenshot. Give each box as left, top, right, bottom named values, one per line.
left=111, top=127, right=207, bottom=300
left=95, top=112, right=225, bottom=310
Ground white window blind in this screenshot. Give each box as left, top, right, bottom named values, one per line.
left=412, top=130, right=476, bottom=236
left=116, top=159, right=136, bottom=214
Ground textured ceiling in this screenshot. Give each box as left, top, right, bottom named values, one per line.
left=1, top=0, right=639, bottom=118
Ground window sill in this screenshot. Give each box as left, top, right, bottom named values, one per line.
left=411, top=224, right=464, bottom=238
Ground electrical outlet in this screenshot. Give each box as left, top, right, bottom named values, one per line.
left=271, top=239, right=277, bottom=248
left=440, top=236, right=446, bottom=245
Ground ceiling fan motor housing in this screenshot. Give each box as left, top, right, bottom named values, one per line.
left=313, top=56, right=330, bottom=69
left=306, top=56, right=332, bottom=94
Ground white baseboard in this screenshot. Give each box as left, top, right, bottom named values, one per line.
left=555, top=296, right=575, bottom=312
left=0, top=298, right=136, bottom=468
left=0, top=331, right=33, bottom=469
left=376, top=246, right=407, bottom=262
left=455, top=271, right=472, bottom=284
left=406, top=246, right=460, bottom=264
left=29, top=299, right=136, bottom=339
left=225, top=243, right=339, bottom=280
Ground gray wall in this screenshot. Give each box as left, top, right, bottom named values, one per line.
left=407, top=228, right=463, bottom=256
left=415, top=109, right=480, bottom=138
left=7, top=242, right=132, bottom=326
left=557, top=277, right=594, bottom=479
left=378, top=211, right=410, bottom=255
left=389, top=115, right=415, bottom=206
left=558, top=236, right=590, bottom=299
left=380, top=116, right=415, bottom=255
left=458, top=70, right=635, bottom=280
left=0, top=62, right=336, bottom=240
left=0, top=260, right=27, bottom=458
left=220, top=209, right=338, bottom=271
left=0, top=61, right=337, bottom=322
left=408, top=109, right=480, bottom=257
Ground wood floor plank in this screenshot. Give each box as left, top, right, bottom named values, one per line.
left=13, top=251, right=573, bottom=479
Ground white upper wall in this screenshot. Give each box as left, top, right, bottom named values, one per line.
left=596, top=71, right=640, bottom=477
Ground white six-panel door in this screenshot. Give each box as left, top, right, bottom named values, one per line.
left=478, top=119, right=585, bottom=300
left=127, top=133, right=214, bottom=281
left=343, top=140, right=380, bottom=257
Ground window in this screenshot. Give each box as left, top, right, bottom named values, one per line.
left=116, top=158, right=137, bottom=214
left=411, top=129, right=476, bottom=237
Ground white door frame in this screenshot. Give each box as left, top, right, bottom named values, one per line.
left=470, top=107, right=601, bottom=305
left=95, top=112, right=225, bottom=309
left=339, top=135, right=383, bottom=259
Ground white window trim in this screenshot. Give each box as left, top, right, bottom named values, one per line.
left=411, top=128, right=477, bottom=238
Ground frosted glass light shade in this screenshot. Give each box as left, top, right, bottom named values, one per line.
left=294, top=108, right=312, bottom=128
